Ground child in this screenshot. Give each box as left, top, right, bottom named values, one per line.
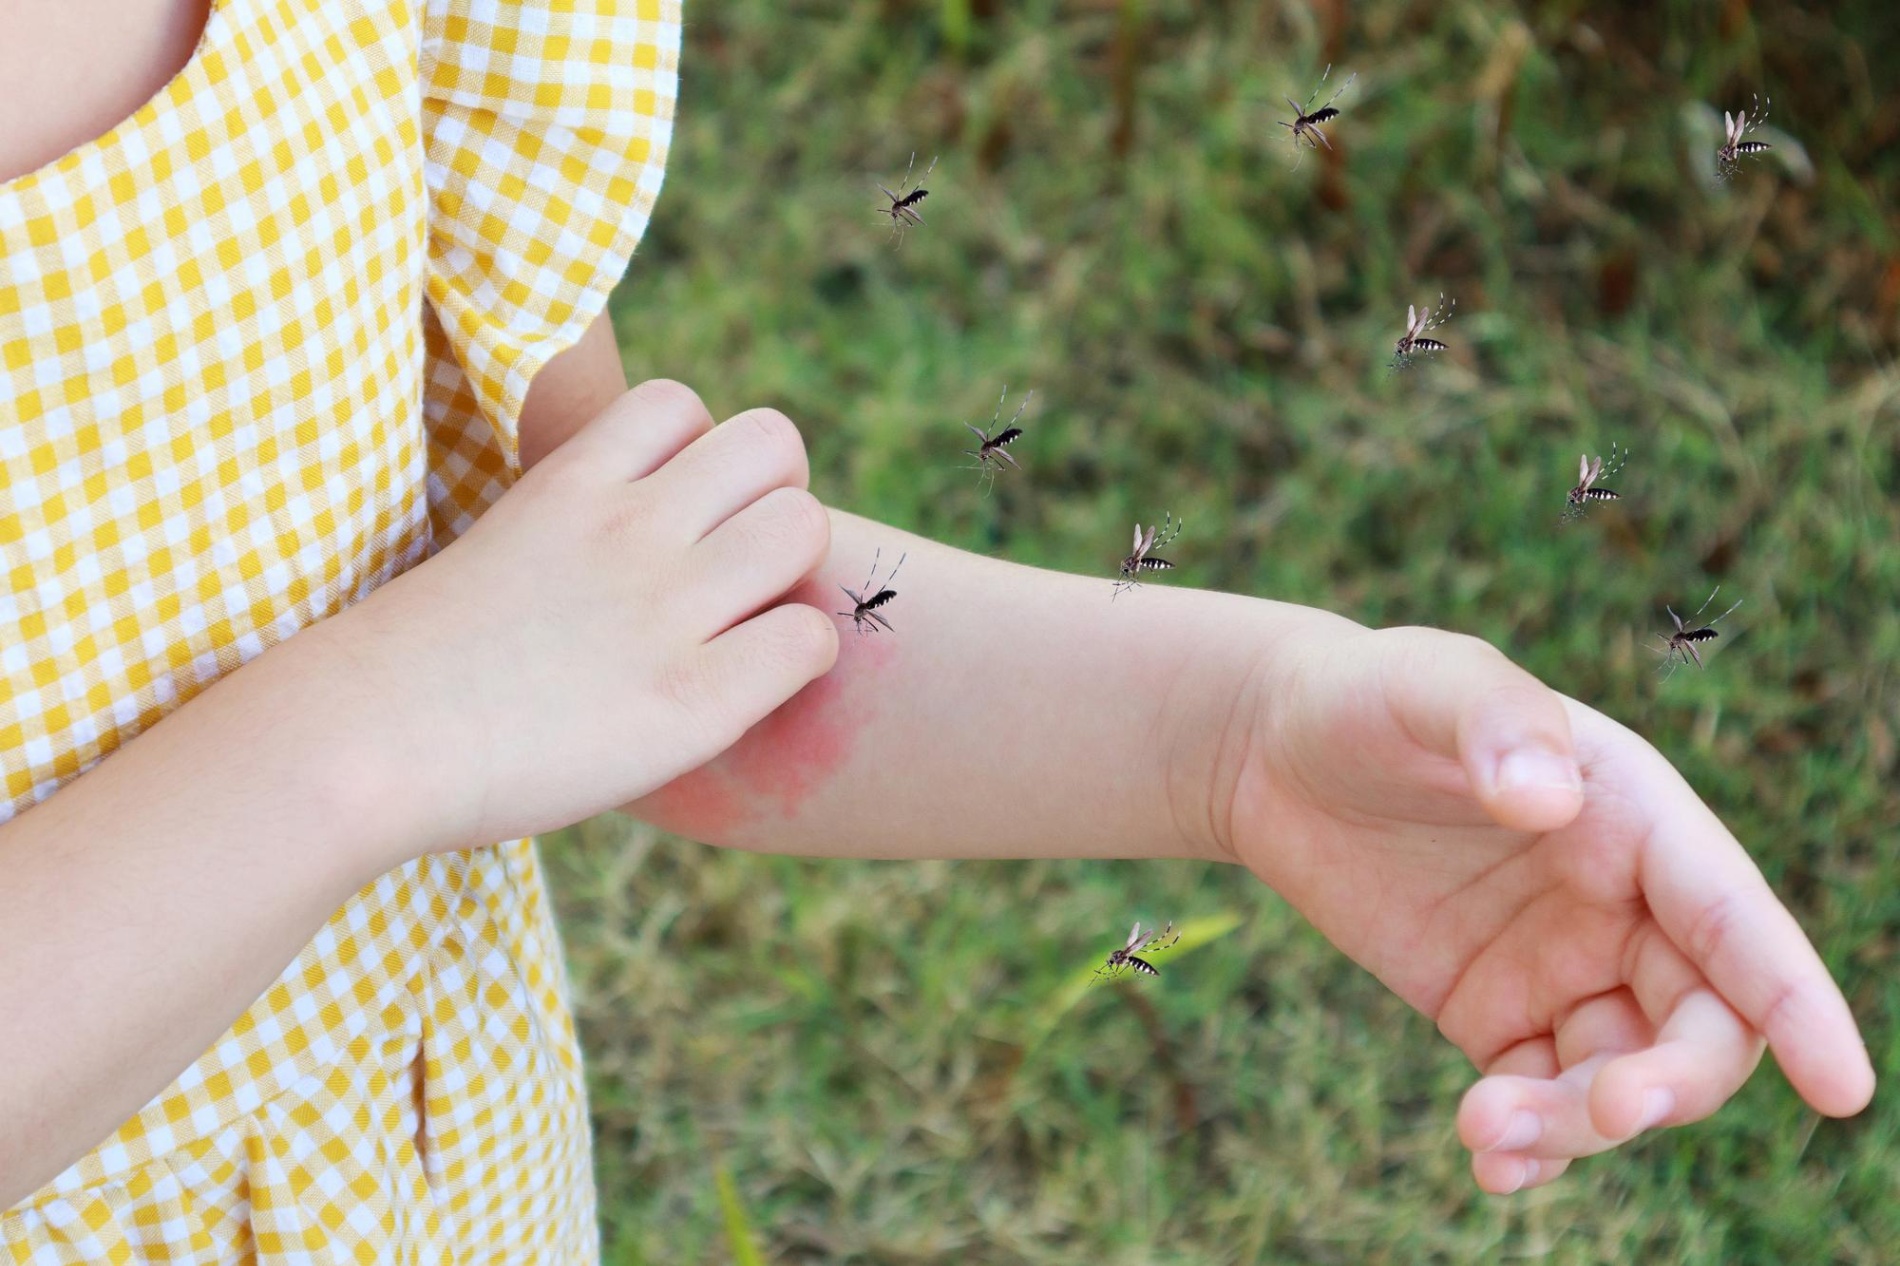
left=0, top=1, right=1872, bottom=1261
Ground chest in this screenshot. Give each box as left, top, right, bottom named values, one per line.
left=0, top=0, right=440, bottom=821
left=0, top=0, right=213, bottom=185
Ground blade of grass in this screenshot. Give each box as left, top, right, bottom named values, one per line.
left=1016, top=911, right=1245, bottom=1070
left=714, top=1162, right=766, bottom=1266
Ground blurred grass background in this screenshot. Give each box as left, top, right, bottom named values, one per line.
left=547, top=0, right=1900, bottom=1260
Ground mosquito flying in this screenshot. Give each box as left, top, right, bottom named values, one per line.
left=1717, top=95, right=1773, bottom=180
left=963, top=386, right=1032, bottom=484
left=1560, top=442, right=1629, bottom=524
left=1657, top=586, right=1743, bottom=678
left=1114, top=513, right=1181, bottom=599
left=1278, top=64, right=1357, bottom=155
left=1095, top=921, right=1181, bottom=982
left=837, top=549, right=907, bottom=635
left=876, top=152, right=937, bottom=241
left=1391, top=294, right=1455, bottom=371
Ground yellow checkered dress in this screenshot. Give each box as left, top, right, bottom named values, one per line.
left=0, top=0, right=678, bottom=1259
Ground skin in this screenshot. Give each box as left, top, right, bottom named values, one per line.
left=1, top=11, right=1875, bottom=1210
left=546, top=372, right=1864, bottom=1196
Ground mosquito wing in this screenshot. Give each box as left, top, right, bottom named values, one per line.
left=875, top=183, right=901, bottom=204
left=1724, top=110, right=1738, bottom=145
left=1584, top=454, right=1604, bottom=488
left=1405, top=304, right=1419, bottom=337
left=1131, top=523, right=1144, bottom=556
left=1125, top=922, right=1144, bottom=952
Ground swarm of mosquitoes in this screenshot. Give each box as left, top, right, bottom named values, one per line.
left=842, top=80, right=1776, bottom=971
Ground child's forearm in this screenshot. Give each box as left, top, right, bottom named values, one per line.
left=631, top=510, right=1351, bottom=862
left=0, top=624, right=430, bottom=1209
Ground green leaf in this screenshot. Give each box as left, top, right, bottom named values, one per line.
left=1017, top=911, right=1245, bottom=1068
left=714, top=1163, right=766, bottom=1266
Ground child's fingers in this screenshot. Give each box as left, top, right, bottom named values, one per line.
left=1471, top=1153, right=1570, bottom=1195
left=1461, top=999, right=1646, bottom=1163
left=1588, top=982, right=1765, bottom=1141
left=1574, top=705, right=1876, bottom=1118
left=1376, top=628, right=1583, bottom=832
left=1460, top=1038, right=1585, bottom=1195
left=648, top=406, right=812, bottom=542
left=676, top=603, right=839, bottom=752
left=557, top=378, right=717, bottom=481
left=690, top=488, right=833, bottom=635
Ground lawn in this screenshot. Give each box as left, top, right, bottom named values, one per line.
left=544, top=1, right=1900, bottom=1260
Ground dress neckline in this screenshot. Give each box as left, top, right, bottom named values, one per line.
left=0, top=0, right=227, bottom=203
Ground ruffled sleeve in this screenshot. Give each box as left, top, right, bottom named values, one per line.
left=420, top=0, right=680, bottom=476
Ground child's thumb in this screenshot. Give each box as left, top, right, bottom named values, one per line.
left=1381, top=629, right=1585, bottom=832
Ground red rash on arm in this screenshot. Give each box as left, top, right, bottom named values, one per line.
left=633, top=612, right=895, bottom=844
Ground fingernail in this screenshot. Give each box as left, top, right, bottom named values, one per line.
left=1496, top=747, right=1583, bottom=795
left=1489, top=1110, right=1543, bottom=1153
left=1635, top=1088, right=1675, bottom=1133
left=1499, top=1158, right=1529, bottom=1195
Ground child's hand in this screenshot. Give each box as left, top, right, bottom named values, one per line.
left=1221, top=621, right=1874, bottom=1193
left=330, top=379, right=837, bottom=856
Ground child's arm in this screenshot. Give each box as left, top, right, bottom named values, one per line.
left=629, top=508, right=1876, bottom=1192
left=0, top=382, right=837, bottom=1208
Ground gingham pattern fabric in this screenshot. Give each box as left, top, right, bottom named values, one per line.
left=0, top=0, right=679, bottom=1260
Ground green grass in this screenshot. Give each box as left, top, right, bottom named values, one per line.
left=548, top=1, right=1900, bottom=1260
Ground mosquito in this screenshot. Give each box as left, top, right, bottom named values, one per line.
left=1657, top=586, right=1743, bottom=678
left=1095, top=921, right=1181, bottom=982
left=1114, top=513, right=1181, bottom=598
left=963, top=386, right=1032, bottom=485
left=875, top=152, right=937, bottom=241
left=1391, top=294, right=1455, bottom=371
left=1717, top=95, right=1773, bottom=180
left=837, top=549, right=907, bottom=635
left=1560, top=443, right=1629, bottom=524
left=1278, top=64, right=1357, bottom=156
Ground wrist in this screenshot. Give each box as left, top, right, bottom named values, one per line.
left=276, top=593, right=479, bottom=872
left=1166, top=599, right=1367, bottom=868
